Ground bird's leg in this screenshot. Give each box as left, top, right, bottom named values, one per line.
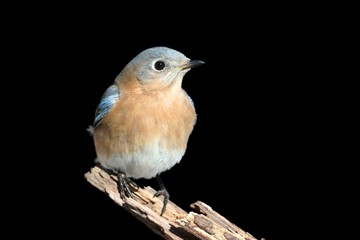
left=153, top=174, right=169, bottom=216
left=96, top=163, right=138, bottom=198
left=117, top=172, right=139, bottom=199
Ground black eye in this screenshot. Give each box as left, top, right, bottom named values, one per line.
left=154, top=61, right=165, bottom=70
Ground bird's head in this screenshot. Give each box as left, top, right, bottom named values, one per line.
left=118, top=47, right=204, bottom=92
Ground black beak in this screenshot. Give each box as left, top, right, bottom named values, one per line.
left=181, top=60, right=205, bottom=70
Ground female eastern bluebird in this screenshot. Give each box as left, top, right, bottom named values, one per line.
left=88, top=46, right=204, bottom=215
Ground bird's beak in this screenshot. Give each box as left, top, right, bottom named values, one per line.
left=181, top=60, right=205, bottom=70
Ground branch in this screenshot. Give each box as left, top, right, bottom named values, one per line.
left=84, top=166, right=261, bottom=240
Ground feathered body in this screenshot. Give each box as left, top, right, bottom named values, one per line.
left=90, top=47, right=202, bottom=179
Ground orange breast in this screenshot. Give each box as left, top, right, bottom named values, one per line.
left=93, top=88, right=196, bottom=159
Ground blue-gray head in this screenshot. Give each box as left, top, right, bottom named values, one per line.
left=120, top=46, right=204, bottom=87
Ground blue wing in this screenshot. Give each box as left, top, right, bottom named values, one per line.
left=93, top=84, right=120, bottom=126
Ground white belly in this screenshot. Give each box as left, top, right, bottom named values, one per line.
left=97, top=143, right=186, bottom=179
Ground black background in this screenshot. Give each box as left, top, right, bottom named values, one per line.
left=5, top=4, right=337, bottom=240
left=65, top=31, right=298, bottom=239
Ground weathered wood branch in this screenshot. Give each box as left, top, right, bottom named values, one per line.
left=84, top=166, right=260, bottom=240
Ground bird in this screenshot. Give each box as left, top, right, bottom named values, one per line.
left=88, top=46, right=204, bottom=216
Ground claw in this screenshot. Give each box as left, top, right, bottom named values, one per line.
left=96, top=165, right=138, bottom=200
left=118, top=172, right=134, bottom=199
left=154, top=174, right=170, bottom=216
left=153, top=189, right=169, bottom=216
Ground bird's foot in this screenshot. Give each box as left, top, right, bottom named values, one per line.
left=153, top=189, right=169, bottom=216
left=96, top=165, right=139, bottom=199
left=117, top=172, right=138, bottom=199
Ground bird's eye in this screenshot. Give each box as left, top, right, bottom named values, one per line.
left=154, top=61, right=165, bottom=71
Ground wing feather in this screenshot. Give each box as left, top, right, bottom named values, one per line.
left=93, top=84, right=120, bottom=126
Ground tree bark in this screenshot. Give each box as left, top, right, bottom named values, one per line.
left=84, top=166, right=261, bottom=240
